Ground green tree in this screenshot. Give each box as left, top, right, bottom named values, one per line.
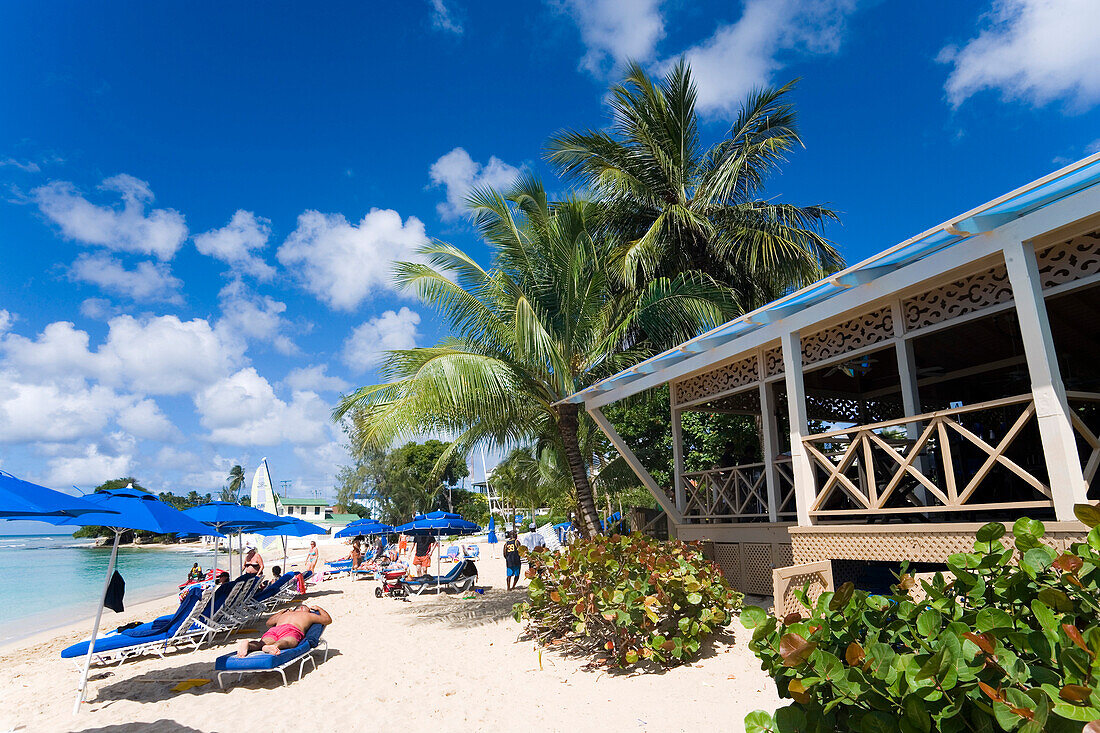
left=336, top=177, right=728, bottom=536
left=546, top=61, right=842, bottom=309
left=222, top=465, right=246, bottom=503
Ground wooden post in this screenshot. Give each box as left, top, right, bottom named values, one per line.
left=891, top=301, right=929, bottom=501
left=1003, top=240, right=1089, bottom=520
left=759, top=380, right=781, bottom=522
left=780, top=330, right=815, bottom=526
left=670, top=390, right=687, bottom=513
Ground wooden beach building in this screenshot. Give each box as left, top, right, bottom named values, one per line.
left=560, top=155, right=1100, bottom=611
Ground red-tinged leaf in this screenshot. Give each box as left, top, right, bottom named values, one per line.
left=897, top=574, right=916, bottom=591
left=661, top=640, right=675, bottom=651
left=845, top=642, right=866, bottom=666
left=979, top=681, right=1003, bottom=701
left=782, top=612, right=802, bottom=625
left=809, top=624, right=821, bottom=634
left=605, top=641, right=614, bottom=651
left=963, top=631, right=996, bottom=655
left=550, top=591, right=561, bottom=603
left=1082, top=721, right=1100, bottom=733
left=1009, top=706, right=1035, bottom=721
left=1066, top=574, right=1085, bottom=589
left=1063, top=623, right=1095, bottom=657
left=1053, top=553, right=1084, bottom=574
left=1060, top=685, right=1093, bottom=704
left=779, top=633, right=817, bottom=667
left=787, top=677, right=811, bottom=704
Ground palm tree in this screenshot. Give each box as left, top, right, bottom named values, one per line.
left=223, top=465, right=245, bottom=504
left=546, top=60, right=843, bottom=309
left=335, top=176, right=728, bottom=536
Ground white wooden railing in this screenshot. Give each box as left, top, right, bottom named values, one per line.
left=677, top=457, right=795, bottom=522
left=801, top=392, right=1100, bottom=519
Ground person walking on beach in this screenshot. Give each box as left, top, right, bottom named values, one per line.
left=503, top=531, right=522, bottom=590
left=235, top=604, right=332, bottom=657
left=306, top=541, right=318, bottom=575
left=412, top=533, right=435, bottom=577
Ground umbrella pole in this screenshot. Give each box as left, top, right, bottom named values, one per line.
left=206, top=530, right=219, bottom=646
left=282, top=536, right=287, bottom=571
left=436, top=529, right=441, bottom=595
left=73, top=528, right=120, bottom=715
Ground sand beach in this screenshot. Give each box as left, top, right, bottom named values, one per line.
left=0, top=542, right=780, bottom=733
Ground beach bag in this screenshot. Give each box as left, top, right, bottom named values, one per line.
left=297, top=573, right=306, bottom=594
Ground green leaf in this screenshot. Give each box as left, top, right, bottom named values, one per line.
left=861, top=711, right=897, bottom=733
left=976, top=522, right=1007, bottom=544
left=773, top=706, right=807, bottom=733
left=1013, top=517, right=1045, bottom=541
left=744, top=711, right=775, bottom=733
left=917, top=609, right=941, bottom=637
left=1074, top=503, right=1100, bottom=528
left=1020, top=547, right=1055, bottom=578
left=1037, top=587, right=1074, bottom=613
left=902, top=695, right=932, bottom=733
left=1030, top=599, right=1058, bottom=632
left=741, top=606, right=767, bottom=629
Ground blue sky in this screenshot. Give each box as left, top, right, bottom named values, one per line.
left=1, top=0, right=1099, bottom=505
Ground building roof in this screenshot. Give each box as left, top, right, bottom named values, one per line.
left=560, top=152, right=1100, bottom=407
left=279, top=498, right=330, bottom=506
left=328, top=513, right=361, bottom=524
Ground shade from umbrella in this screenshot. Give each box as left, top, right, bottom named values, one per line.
left=54, top=487, right=223, bottom=714
left=0, top=471, right=117, bottom=518
left=395, top=511, right=480, bottom=593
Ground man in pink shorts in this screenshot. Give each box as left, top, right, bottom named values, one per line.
left=235, top=604, right=332, bottom=657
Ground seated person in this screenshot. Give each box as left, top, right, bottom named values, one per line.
left=215, top=570, right=231, bottom=585
left=271, top=565, right=282, bottom=580
left=186, top=563, right=204, bottom=583
left=236, top=604, right=332, bottom=657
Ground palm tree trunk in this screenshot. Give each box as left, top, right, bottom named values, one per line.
left=557, top=402, right=601, bottom=537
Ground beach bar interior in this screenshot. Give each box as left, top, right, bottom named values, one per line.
left=565, top=154, right=1100, bottom=613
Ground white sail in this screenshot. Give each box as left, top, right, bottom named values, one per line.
left=247, top=458, right=281, bottom=556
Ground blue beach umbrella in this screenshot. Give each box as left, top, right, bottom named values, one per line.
left=0, top=470, right=114, bottom=518
left=395, top=511, right=481, bottom=592
left=55, top=487, right=224, bottom=713
left=183, top=501, right=289, bottom=577
left=335, top=519, right=392, bottom=538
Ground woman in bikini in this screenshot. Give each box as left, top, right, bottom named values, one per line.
left=306, top=541, right=318, bottom=575
left=235, top=604, right=332, bottom=657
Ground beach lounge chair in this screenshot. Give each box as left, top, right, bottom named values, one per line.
left=251, top=572, right=299, bottom=609
left=441, top=545, right=461, bottom=563
left=61, top=584, right=215, bottom=666
left=400, top=559, right=478, bottom=595
left=463, top=544, right=480, bottom=559
left=274, top=570, right=311, bottom=603
left=214, top=623, right=329, bottom=688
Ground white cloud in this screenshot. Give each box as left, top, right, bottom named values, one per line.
left=0, top=310, right=12, bottom=335
left=117, top=398, right=178, bottom=441
left=44, top=442, right=133, bottom=487
left=79, top=298, right=122, bottom=320
left=429, top=147, right=522, bottom=221
left=277, top=209, right=429, bottom=311
left=343, top=307, right=421, bottom=372
left=216, top=278, right=296, bottom=355
left=32, top=174, right=187, bottom=260
left=194, top=368, right=331, bottom=447
left=559, top=0, right=665, bottom=75
left=283, top=364, right=350, bottom=393
left=193, top=210, right=276, bottom=281
left=0, top=158, right=40, bottom=173
left=69, top=252, right=184, bottom=304
left=670, top=0, right=857, bottom=117
left=0, top=371, right=122, bottom=443
left=939, top=0, right=1100, bottom=109
left=429, top=0, right=463, bottom=34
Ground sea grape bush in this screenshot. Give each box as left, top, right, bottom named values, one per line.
left=742, top=508, right=1100, bottom=733
left=512, top=533, right=742, bottom=668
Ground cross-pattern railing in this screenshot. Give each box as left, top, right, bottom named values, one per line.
left=677, top=457, right=795, bottom=522
left=801, top=392, right=1100, bottom=519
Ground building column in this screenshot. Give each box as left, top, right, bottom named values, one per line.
left=891, top=302, right=930, bottom=500
left=780, top=330, right=815, bottom=526
left=670, top=394, right=687, bottom=513
left=1003, top=240, right=1089, bottom=520
left=759, top=380, right=781, bottom=522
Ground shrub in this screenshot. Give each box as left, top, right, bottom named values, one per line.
left=742, top=509, right=1100, bottom=733
left=512, top=533, right=743, bottom=667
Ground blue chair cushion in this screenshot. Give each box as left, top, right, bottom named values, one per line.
left=253, top=572, right=298, bottom=603
left=61, top=628, right=173, bottom=658
left=61, top=586, right=206, bottom=657
left=213, top=624, right=324, bottom=671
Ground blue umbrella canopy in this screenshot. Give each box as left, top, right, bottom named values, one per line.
left=252, top=517, right=327, bottom=537
left=335, top=520, right=392, bottom=538
left=0, top=471, right=116, bottom=519
left=57, top=488, right=224, bottom=536
left=395, top=511, right=480, bottom=536
left=182, top=501, right=289, bottom=532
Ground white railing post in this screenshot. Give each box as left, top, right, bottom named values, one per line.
left=670, top=391, right=687, bottom=513
left=759, top=380, right=780, bottom=522
left=1003, top=240, right=1089, bottom=520
left=781, top=330, right=815, bottom=526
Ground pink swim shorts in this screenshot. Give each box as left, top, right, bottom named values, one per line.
left=263, top=624, right=304, bottom=644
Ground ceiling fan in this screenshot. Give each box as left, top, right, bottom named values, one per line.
left=824, top=357, right=878, bottom=378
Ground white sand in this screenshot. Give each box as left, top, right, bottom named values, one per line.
left=0, top=543, right=781, bottom=732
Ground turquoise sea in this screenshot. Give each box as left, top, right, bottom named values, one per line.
left=0, top=535, right=215, bottom=645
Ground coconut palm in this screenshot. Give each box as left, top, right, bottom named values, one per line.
left=223, top=465, right=245, bottom=503
left=546, top=60, right=843, bottom=309
left=335, top=176, right=728, bottom=536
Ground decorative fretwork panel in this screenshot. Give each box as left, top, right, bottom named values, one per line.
left=673, top=354, right=758, bottom=405
left=764, top=345, right=784, bottom=378
left=902, top=266, right=1012, bottom=332
left=801, top=307, right=893, bottom=365
left=689, top=389, right=760, bottom=415
left=1038, top=230, right=1100, bottom=288
left=775, top=391, right=905, bottom=424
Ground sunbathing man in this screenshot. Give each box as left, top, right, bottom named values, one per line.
left=236, top=604, right=332, bottom=657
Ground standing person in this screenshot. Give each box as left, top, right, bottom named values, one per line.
left=243, top=547, right=264, bottom=576
left=486, top=517, right=499, bottom=559
left=398, top=533, right=408, bottom=559
left=412, top=533, right=435, bottom=577
left=502, top=531, right=522, bottom=591
left=350, top=537, right=364, bottom=570
left=305, top=541, right=318, bottom=575
left=521, top=523, right=545, bottom=553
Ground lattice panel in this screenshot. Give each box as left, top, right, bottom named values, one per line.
left=801, top=307, right=894, bottom=365
left=1038, top=230, right=1100, bottom=288
left=674, top=354, right=759, bottom=405
left=764, top=345, right=784, bottom=377
left=774, top=543, right=793, bottom=569
left=903, top=266, right=1012, bottom=332
left=713, top=542, right=742, bottom=590
left=776, top=391, right=905, bottom=424
left=744, top=543, right=774, bottom=595
left=774, top=569, right=829, bottom=618
left=792, top=528, right=1087, bottom=565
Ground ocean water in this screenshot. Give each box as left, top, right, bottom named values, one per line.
left=0, top=535, right=215, bottom=645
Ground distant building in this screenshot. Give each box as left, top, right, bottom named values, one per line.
left=277, top=498, right=333, bottom=519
